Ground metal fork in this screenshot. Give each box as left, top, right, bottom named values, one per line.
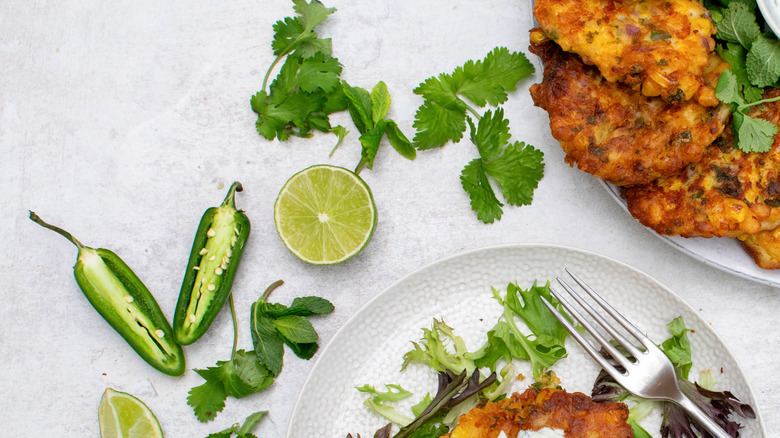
left=540, top=269, right=731, bottom=438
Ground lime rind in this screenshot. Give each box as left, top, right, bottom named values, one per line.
left=98, top=388, right=164, bottom=438
left=274, top=165, right=377, bottom=265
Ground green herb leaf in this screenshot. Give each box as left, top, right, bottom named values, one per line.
left=371, top=81, right=392, bottom=124
left=205, top=410, right=268, bottom=438
left=460, top=158, right=504, bottom=224
left=187, top=351, right=274, bottom=423
left=251, top=310, right=286, bottom=376
left=746, top=35, right=780, bottom=87
left=356, top=384, right=415, bottom=426
left=384, top=120, right=416, bottom=159
left=359, top=119, right=387, bottom=170
left=250, top=285, right=334, bottom=376
left=412, top=100, right=468, bottom=150
left=735, top=112, right=778, bottom=152
left=271, top=0, right=336, bottom=58
left=661, top=316, right=692, bottom=379
left=484, top=141, right=545, bottom=207
left=715, top=2, right=760, bottom=49
left=342, top=81, right=374, bottom=134
left=273, top=315, right=319, bottom=344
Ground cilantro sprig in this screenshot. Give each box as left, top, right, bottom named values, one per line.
left=252, top=0, right=415, bottom=173
left=412, top=48, right=544, bottom=223
left=709, top=1, right=780, bottom=152
left=205, top=411, right=267, bottom=438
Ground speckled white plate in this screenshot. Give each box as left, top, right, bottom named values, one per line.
left=286, top=243, right=765, bottom=438
left=758, top=0, right=780, bottom=40
left=603, top=182, right=780, bottom=288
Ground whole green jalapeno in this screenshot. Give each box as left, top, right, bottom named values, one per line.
left=29, top=211, right=185, bottom=376
left=173, top=181, right=250, bottom=345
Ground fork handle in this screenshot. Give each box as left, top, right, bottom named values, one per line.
left=671, top=392, right=731, bottom=438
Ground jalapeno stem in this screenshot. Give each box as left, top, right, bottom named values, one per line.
left=221, top=182, right=244, bottom=210
left=29, top=211, right=86, bottom=251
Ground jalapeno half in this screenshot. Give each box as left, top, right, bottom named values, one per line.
left=173, top=182, right=250, bottom=345
left=29, top=212, right=185, bottom=376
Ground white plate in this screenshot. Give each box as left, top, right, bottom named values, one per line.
left=286, top=243, right=765, bottom=437
left=758, top=0, right=780, bottom=40
left=603, top=182, right=780, bottom=288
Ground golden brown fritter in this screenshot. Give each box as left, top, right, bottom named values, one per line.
left=621, top=90, right=780, bottom=238
left=739, top=228, right=780, bottom=269
left=441, top=387, right=633, bottom=438
left=531, top=0, right=719, bottom=106
left=529, top=42, right=729, bottom=186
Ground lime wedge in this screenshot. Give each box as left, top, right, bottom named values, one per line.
left=98, top=388, right=164, bottom=438
left=274, top=165, right=377, bottom=265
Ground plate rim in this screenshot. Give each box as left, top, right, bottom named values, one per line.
left=601, top=180, right=780, bottom=288
left=285, top=242, right=767, bottom=437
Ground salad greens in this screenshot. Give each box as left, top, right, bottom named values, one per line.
left=592, top=316, right=756, bottom=438
left=354, top=281, right=570, bottom=438
left=353, top=285, right=755, bottom=438
left=412, top=49, right=544, bottom=223
left=708, top=0, right=780, bottom=152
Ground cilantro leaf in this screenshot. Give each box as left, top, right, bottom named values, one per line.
left=451, top=47, right=535, bottom=107
left=412, top=47, right=534, bottom=150
left=187, top=350, right=274, bottom=423
left=271, top=0, right=335, bottom=58
left=735, top=111, right=778, bottom=152
left=746, top=35, right=780, bottom=87
left=715, top=68, right=744, bottom=106
left=188, top=373, right=228, bottom=423
left=470, top=108, right=511, bottom=161
left=484, top=141, right=545, bottom=206
left=460, top=158, right=504, bottom=224
left=412, top=100, right=468, bottom=150
left=717, top=43, right=764, bottom=102
left=715, top=2, right=760, bottom=49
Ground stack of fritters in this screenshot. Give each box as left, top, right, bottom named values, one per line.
left=529, top=0, right=780, bottom=269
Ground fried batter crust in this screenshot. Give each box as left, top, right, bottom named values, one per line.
left=441, top=387, right=633, bottom=438
left=739, top=229, right=780, bottom=269
left=529, top=42, right=729, bottom=186
left=621, top=90, right=780, bottom=238
left=531, top=0, right=718, bottom=105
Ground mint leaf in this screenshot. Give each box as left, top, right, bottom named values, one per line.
left=251, top=312, right=285, bottom=376
left=250, top=286, right=333, bottom=376
left=715, top=2, right=760, bottom=48
left=358, top=120, right=387, bottom=170
left=273, top=315, right=319, bottom=344
left=342, top=81, right=373, bottom=134
left=746, top=35, right=780, bottom=87
left=370, top=81, right=392, bottom=124
left=384, top=120, right=416, bottom=159
left=717, top=43, right=764, bottom=102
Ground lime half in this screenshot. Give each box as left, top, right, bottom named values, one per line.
left=98, top=388, right=164, bottom=438
left=274, top=165, right=377, bottom=265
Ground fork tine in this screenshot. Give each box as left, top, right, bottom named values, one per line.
left=565, top=268, right=655, bottom=350
left=547, top=285, right=635, bottom=372
left=555, top=277, right=645, bottom=361
left=539, top=295, right=619, bottom=378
